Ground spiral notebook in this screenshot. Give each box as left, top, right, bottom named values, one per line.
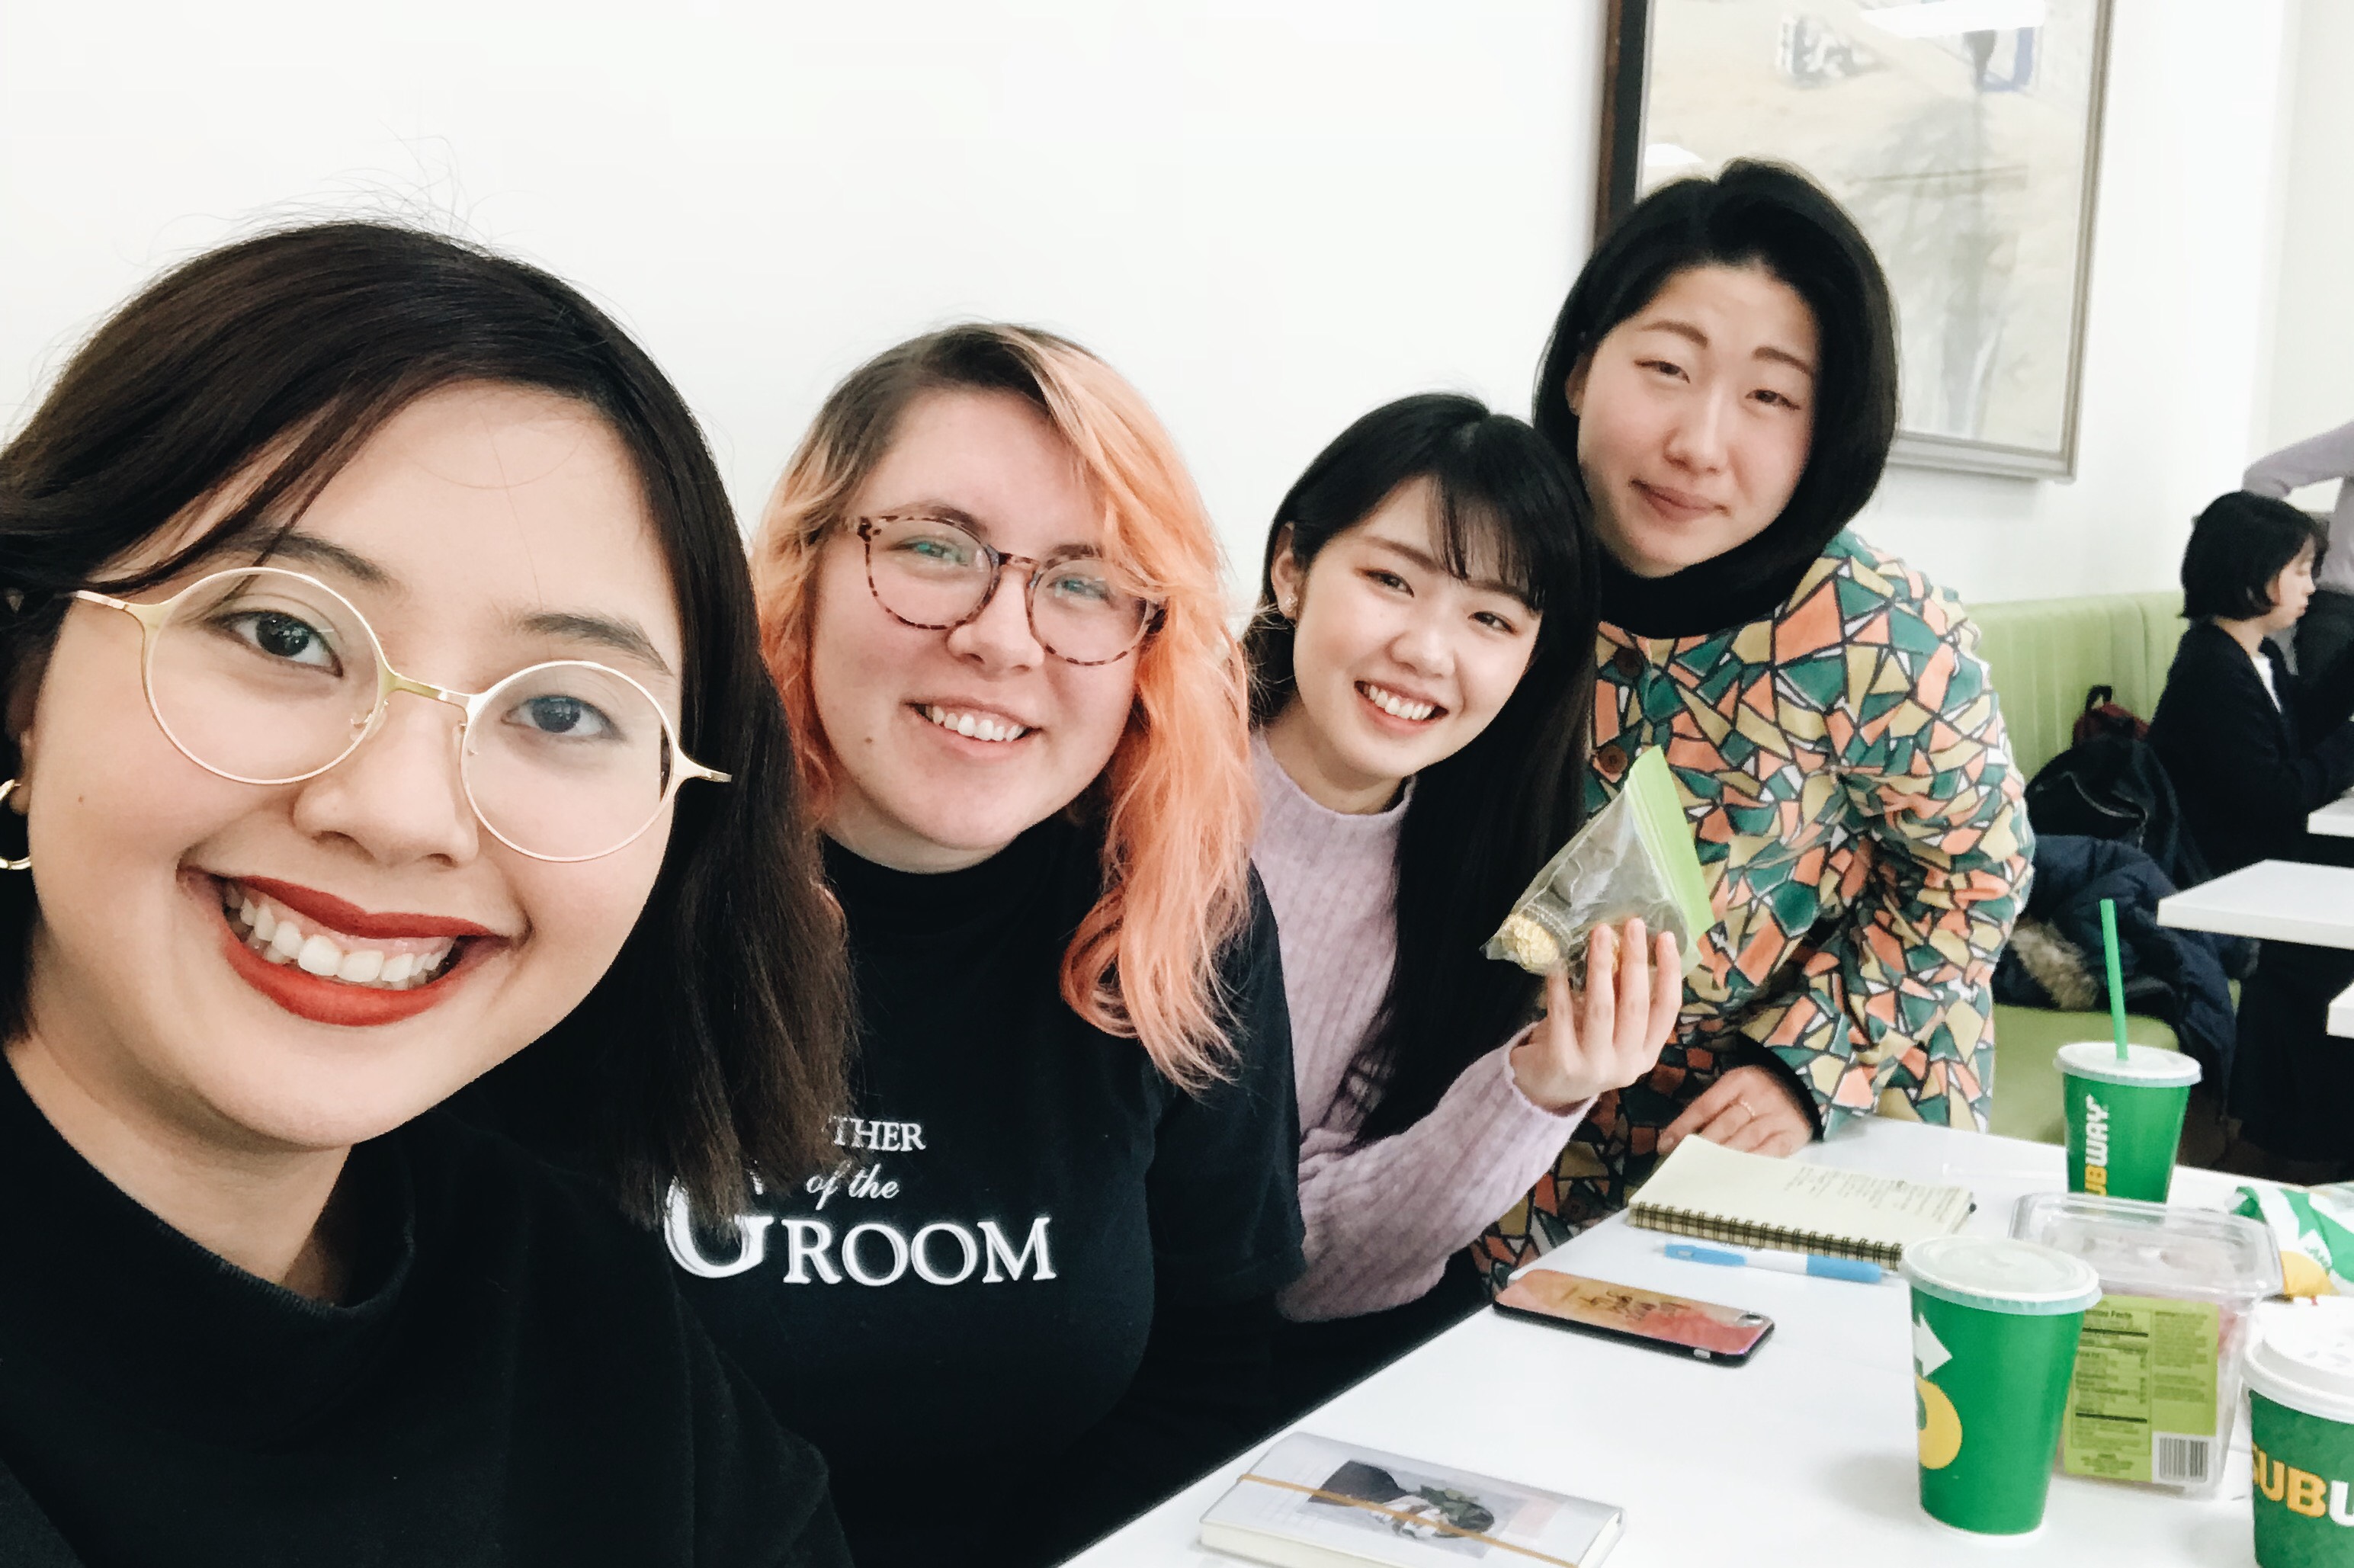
left=1625, top=1135, right=1972, bottom=1266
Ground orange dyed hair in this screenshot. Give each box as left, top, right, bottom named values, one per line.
left=752, top=325, right=1255, bottom=1089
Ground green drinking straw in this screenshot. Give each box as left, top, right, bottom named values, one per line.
left=2099, top=896, right=2129, bottom=1061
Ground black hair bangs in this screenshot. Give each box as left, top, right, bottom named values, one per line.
left=1424, top=420, right=1587, bottom=620
left=1243, top=393, right=1592, bottom=723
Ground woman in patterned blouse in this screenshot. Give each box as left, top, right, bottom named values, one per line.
left=1478, top=162, right=2033, bottom=1278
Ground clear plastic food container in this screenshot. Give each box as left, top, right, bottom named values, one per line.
left=2010, top=1191, right=2282, bottom=1499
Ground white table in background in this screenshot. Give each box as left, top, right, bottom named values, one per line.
left=2307, top=790, right=2354, bottom=839
left=2276, top=805, right=2354, bottom=1028
left=2156, top=858, right=2354, bottom=948
left=1066, top=1117, right=2257, bottom=1568
left=2157, top=859, right=2354, bottom=1038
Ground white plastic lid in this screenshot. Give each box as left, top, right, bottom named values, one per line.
left=2009, top=1191, right=2282, bottom=1303
left=2246, top=1300, right=2354, bottom=1424
left=1902, top=1235, right=2103, bottom=1316
left=2054, top=1041, right=2202, bottom=1089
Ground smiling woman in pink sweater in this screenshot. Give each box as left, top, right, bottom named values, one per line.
left=1246, top=394, right=1682, bottom=1416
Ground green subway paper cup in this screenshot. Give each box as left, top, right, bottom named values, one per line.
left=1903, top=1234, right=2102, bottom=1535
left=2247, top=1302, right=2354, bottom=1566
left=2057, top=1042, right=2200, bottom=1203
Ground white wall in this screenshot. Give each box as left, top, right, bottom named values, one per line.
left=2261, top=0, right=2354, bottom=461
left=0, top=0, right=1596, bottom=604
left=0, top=0, right=2311, bottom=610
left=1855, top=0, right=2297, bottom=605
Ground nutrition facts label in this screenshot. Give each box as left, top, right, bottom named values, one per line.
left=2062, top=1293, right=2221, bottom=1486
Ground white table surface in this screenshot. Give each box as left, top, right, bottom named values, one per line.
left=2308, top=790, right=2354, bottom=840
left=2157, top=858, right=2354, bottom=949
left=2332, top=981, right=2354, bottom=1039
left=1069, top=1117, right=2263, bottom=1567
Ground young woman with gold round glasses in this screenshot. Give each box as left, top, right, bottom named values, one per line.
left=0, top=223, right=851, bottom=1564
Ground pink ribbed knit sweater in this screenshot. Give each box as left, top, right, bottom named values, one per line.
left=1250, top=733, right=1588, bottom=1322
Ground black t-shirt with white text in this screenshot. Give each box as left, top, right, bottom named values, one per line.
left=0, top=1060, right=846, bottom=1568
left=672, top=818, right=1303, bottom=1566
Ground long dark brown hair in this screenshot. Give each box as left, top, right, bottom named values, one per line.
left=0, top=221, right=848, bottom=1224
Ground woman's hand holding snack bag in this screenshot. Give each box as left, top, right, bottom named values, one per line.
left=1508, top=919, right=1683, bottom=1112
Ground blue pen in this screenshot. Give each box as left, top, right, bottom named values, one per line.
left=1665, top=1240, right=1884, bottom=1284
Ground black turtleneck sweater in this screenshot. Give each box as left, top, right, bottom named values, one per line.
left=1594, top=542, right=1817, bottom=640
left=0, top=1060, right=848, bottom=1568
left=672, top=816, right=1304, bottom=1568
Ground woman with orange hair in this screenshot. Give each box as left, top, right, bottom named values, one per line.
left=669, top=325, right=1302, bottom=1568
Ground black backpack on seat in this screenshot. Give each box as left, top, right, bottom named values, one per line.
left=2022, top=685, right=2213, bottom=892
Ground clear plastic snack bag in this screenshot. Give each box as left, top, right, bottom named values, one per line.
left=1482, top=746, right=1712, bottom=986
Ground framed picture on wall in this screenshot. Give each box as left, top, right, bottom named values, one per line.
left=1598, top=0, right=2113, bottom=479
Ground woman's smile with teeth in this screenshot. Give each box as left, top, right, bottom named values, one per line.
left=223, top=884, right=456, bottom=989
left=1358, top=682, right=1439, bottom=722
left=922, top=705, right=1030, bottom=743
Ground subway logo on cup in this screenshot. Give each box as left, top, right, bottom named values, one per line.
left=2242, top=1297, right=2354, bottom=1564
left=2253, top=1438, right=2354, bottom=1525
left=2081, top=1096, right=2109, bottom=1194
left=2058, top=1044, right=2197, bottom=1205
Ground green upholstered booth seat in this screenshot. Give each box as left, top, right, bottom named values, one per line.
left=1969, top=588, right=2186, bottom=781
left=1964, top=589, right=2194, bottom=1143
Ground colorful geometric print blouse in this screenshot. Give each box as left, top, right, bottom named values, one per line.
left=1476, top=531, right=2032, bottom=1284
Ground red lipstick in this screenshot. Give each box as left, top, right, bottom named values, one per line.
left=216, top=922, right=478, bottom=1027
left=202, top=874, right=502, bottom=1028
left=235, top=877, right=499, bottom=940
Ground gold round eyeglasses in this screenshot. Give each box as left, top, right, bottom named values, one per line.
left=75, top=566, right=728, bottom=862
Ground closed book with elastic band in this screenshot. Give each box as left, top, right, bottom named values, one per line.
left=1626, top=1135, right=1971, bottom=1267
left=1199, top=1432, right=1621, bottom=1567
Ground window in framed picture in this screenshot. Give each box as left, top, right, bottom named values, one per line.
left=1600, top=0, right=2112, bottom=479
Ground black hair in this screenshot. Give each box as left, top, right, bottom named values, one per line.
left=0, top=221, right=848, bottom=1224
left=1243, top=393, right=1594, bottom=1140
left=1532, top=160, right=1899, bottom=608
left=2182, top=491, right=2328, bottom=621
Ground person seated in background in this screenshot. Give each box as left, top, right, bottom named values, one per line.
left=675, top=324, right=1304, bottom=1568
left=1243, top=393, right=1682, bottom=1419
left=0, top=224, right=852, bottom=1565
left=2152, top=491, right=2354, bottom=1175
left=2152, top=493, right=2354, bottom=876
left=2246, top=418, right=2354, bottom=677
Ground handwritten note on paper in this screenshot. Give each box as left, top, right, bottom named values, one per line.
left=1774, top=1166, right=1976, bottom=1232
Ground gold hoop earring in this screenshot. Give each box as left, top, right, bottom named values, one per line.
left=0, top=778, right=27, bottom=872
